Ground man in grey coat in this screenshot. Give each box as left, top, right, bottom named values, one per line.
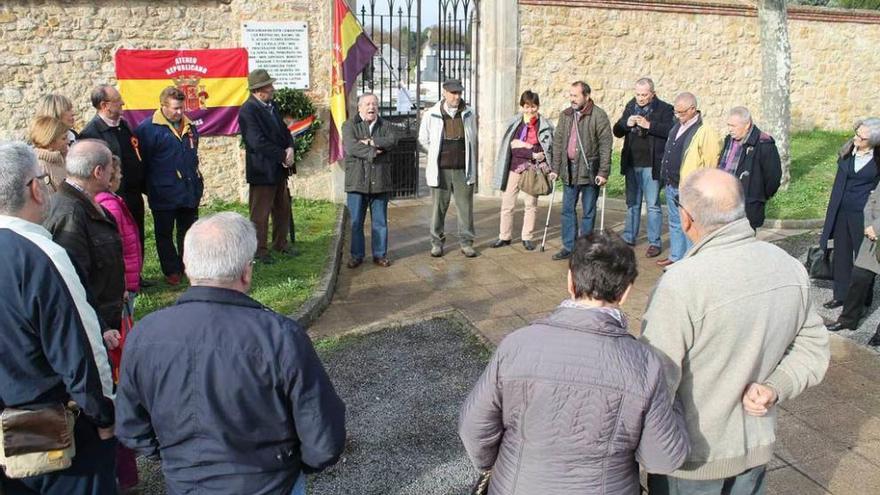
left=459, top=232, right=688, bottom=493
left=642, top=169, right=829, bottom=494
left=341, top=93, right=400, bottom=268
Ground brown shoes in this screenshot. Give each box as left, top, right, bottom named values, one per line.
left=373, top=257, right=392, bottom=267
left=165, top=273, right=182, bottom=286
left=347, top=258, right=363, bottom=269
left=656, top=258, right=674, bottom=267
left=645, top=245, right=662, bottom=258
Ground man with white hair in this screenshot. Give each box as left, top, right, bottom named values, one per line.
left=719, top=106, right=782, bottom=229
left=0, top=141, right=116, bottom=493
left=641, top=169, right=829, bottom=494
left=43, top=139, right=124, bottom=348
left=116, top=212, right=346, bottom=495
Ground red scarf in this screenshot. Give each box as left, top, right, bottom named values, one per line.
left=518, top=116, right=539, bottom=146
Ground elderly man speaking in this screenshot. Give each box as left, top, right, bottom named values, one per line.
left=116, top=212, right=346, bottom=495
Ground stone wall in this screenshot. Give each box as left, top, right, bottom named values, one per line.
left=516, top=0, right=880, bottom=133
left=0, top=0, right=334, bottom=203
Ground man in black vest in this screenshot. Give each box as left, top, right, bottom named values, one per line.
left=80, top=84, right=148, bottom=282
left=238, top=69, right=295, bottom=264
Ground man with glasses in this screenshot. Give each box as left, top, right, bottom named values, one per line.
left=43, top=139, right=125, bottom=356
left=0, top=141, right=116, bottom=493
left=641, top=169, right=829, bottom=495
left=656, top=92, right=721, bottom=267
left=80, top=84, right=149, bottom=284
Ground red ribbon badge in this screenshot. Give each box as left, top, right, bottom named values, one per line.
left=130, top=136, right=142, bottom=162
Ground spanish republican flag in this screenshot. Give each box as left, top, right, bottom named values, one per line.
left=115, top=48, right=249, bottom=136
left=330, top=0, right=377, bottom=163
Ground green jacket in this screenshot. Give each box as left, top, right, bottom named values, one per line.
left=550, top=102, right=613, bottom=186
left=342, top=115, right=401, bottom=194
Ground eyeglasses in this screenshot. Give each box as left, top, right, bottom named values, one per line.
left=672, top=194, right=693, bottom=222
left=673, top=106, right=695, bottom=116
left=26, top=173, right=55, bottom=192
left=855, top=133, right=870, bottom=141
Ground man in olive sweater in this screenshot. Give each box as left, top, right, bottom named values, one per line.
left=641, top=169, right=829, bottom=494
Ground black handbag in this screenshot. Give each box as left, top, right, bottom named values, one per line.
left=470, top=470, right=491, bottom=495
left=805, top=246, right=834, bottom=280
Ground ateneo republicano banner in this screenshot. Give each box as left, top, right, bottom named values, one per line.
left=115, top=48, right=249, bottom=136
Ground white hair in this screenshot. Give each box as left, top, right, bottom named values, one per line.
left=635, top=77, right=655, bottom=92
left=729, top=106, right=752, bottom=124
left=856, top=117, right=880, bottom=148
left=66, top=139, right=111, bottom=179
left=183, top=212, right=258, bottom=283
left=679, top=169, right=746, bottom=232
left=0, top=141, right=40, bottom=214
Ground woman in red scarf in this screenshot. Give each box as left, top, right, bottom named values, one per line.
left=491, top=91, right=555, bottom=250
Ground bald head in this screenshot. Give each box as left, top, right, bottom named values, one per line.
left=66, top=139, right=112, bottom=179
left=679, top=169, right=746, bottom=233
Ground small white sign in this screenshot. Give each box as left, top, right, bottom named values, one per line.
left=242, top=21, right=310, bottom=89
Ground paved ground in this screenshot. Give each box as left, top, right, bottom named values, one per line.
left=310, top=192, right=880, bottom=495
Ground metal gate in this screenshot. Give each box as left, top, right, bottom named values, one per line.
left=357, top=0, right=479, bottom=199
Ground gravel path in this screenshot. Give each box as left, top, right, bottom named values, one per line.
left=774, top=232, right=880, bottom=351
left=136, top=317, right=491, bottom=495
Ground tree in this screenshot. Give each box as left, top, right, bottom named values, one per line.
left=758, top=0, right=792, bottom=187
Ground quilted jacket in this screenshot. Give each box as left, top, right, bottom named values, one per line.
left=459, top=305, right=689, bottom=494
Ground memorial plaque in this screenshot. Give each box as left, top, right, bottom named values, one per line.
left=242, top=21, right=310, bottom=89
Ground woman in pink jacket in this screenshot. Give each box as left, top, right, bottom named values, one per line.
left=95, top=155, right=142, bottom=493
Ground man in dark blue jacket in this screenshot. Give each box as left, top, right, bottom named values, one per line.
left=238, top=69, right=295, bottom=264
left=116, top=212, right=346, bottom=495
left=136, top=86, right=203, bottom=286
left=0, top=141, right=116, bottom=494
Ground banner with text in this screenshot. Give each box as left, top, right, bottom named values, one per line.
left=115, top=48, right=249, bottom=136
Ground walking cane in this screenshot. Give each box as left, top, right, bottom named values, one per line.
left=599, top=182, right=607, bottom=231
left=540, top=181, right=557, bottom=252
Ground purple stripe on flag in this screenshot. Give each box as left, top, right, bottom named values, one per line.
left=342, top=33, right=378, bottom=94
left=122, top=106, right=242, bottom=136
left=329, top=121, right=344, bottom=164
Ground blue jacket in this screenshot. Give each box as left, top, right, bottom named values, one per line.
left=820, top=142, right=880, bottom=250
left=0, top=216, right=114, bottom=427
left=135, top=110, right=204, bottom=211
left=116, top=286, right=346, bottom=495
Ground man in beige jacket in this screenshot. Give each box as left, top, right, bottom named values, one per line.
left=641, top=169, right=829, bottom=494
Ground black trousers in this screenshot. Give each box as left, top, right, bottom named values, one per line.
left=153, top=207, right=198, bottom=276
left=832, top=209, right=865, bottom=301
left=2, top=415, right=117, bottom=495
left=119, top=189, right=145, bottom=261
left=838, top=266, right=876, bottom=326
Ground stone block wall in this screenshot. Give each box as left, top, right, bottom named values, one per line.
left=0, top=0, right=333, bottom=203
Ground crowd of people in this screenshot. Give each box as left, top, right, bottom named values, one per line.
left=0, top=68, right=861, bottom=495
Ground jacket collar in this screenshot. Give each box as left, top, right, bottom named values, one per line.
left=89, top=113, right=130, bottom=132
left=353, top=113, right=382, bottom=127
left=176, top=286, right=267, bottom=311
left=505, top=113, right=552, bottom=135
left=150, top=109, right=193, bottom=139
left=429, top=100, right=472, bottom=118
left=0, top=214, right=53, bottom=240
left=684, top=217, right=755, bottom=259
left=59, top=181, right=108, bottom=222
left=537, top=305, right=633, bottom=338
left=561, top=99, right=594, bottom=118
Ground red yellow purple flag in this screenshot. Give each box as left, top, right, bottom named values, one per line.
left=115, top=48, right=249, bottom=136
left=330, top=0, right=378, bottom=163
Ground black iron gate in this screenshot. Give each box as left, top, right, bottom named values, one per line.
left=357, top=0, right=479, bottom=199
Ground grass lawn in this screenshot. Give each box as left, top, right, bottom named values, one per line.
left=134, top=198, right=338, bottom=320
left=602, top=130, right=849, bottom=220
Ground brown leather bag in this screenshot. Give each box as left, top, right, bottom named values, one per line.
left=0, top=404, right=76, bottom=478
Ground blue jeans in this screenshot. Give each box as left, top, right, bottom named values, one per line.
left=622, top=166, right=662, bottom=247
left=561, top=183, right=599, bottom=251
left=291, top=473, right=306, bottom=495
left=347, top=192, right=389, bottom=260
left=666, top=185, right=692, bottom=261
left=648, top=465, right=767, bottom=495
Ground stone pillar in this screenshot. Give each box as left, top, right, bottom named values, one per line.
left=476, top=0, right=519, bottom=197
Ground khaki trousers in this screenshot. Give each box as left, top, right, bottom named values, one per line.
left=499, top=171, right=538, bottom=241
left=249, top=181, right=291, bottom=257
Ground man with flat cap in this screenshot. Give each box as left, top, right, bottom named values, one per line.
left=238, top=69, right=295, bottom=264
left=418, top=78, right=479, bottom=258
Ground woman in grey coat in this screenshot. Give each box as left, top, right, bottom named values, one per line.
left=490, top=90, right=554, bottom=251
left=459, top=232, right=689, bottom=494
left=826, top=184, right=880, bottom=346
